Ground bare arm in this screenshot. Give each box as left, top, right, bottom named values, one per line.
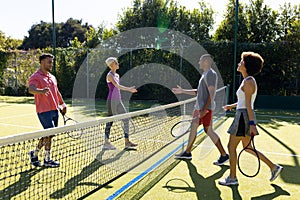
left=107, top=74, right=137, bottom=93
left=28, top=84, right=49, bottom=95
left=172, top=85, right=197, bottom=96
left=57, top=90, right=67, bottom=115
left=244, top=78, right=257, bottom=135
left=244, top=79, right=255, bottom=121
left=223, top=103, right=237, bottom=111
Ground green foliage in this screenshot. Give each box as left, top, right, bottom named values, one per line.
left=256, top=41, right=300, bottom=96
left=117, top=0, right=214, bottom=42
left=0, top=42, right=299, bottom=98
left=0, top=0, right=299, bottom=100
left=2, top=49, right=41, bottom=95
left=246, top=0, right=280, bottom=43
left=55, top=48, right=82, bottom=97
left=213, top=0, right=299, bottom=43
left=278, top=3, right=300, bottom=42
left=84, top=26, right=105, bottom=48
left=0, top=31, right=21, bottom=51
left=0, top=50, right=10, bottom=89
left=213, top=0, right=248, bottom=42
left=21, top=18, right=91, bottom=49
left=0, top=31, right=22, bottom=91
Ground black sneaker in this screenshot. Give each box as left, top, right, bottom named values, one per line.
left=29, top=150, right=40, bottom=167
left=174, top=151, right=192, bottom=160
left=43, top=160, right=60, bottom=167
left=213, top=154, right=229, bottom=165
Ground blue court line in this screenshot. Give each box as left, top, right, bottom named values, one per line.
left=106, top=117, right=222, bottom=200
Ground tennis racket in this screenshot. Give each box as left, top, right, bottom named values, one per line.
left=60, top=110, right=83, bottom=139
left=237, top=135, right=260, bottom=177
left=170, top=119, right=192, bottom=138
left=170, top=112, right=206, bottom=138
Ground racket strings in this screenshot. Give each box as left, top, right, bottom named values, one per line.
left=171, top=120, right=191, bottom=137
left=237, top=136, right=261, bottom=178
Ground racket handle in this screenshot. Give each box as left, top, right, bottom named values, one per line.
left=59, top=109, right=66, bottom=116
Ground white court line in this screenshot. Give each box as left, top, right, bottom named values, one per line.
left=256, top=114, right=300, bottom=120
left=0, top=122, right=39, bottom=129
left=132, top=137, right=300, bottom=158
left=260, top=151, right=300, bottom=158
left=257, top=119, right=271, bottom=123
left=0, top=113, right=33, bottom=120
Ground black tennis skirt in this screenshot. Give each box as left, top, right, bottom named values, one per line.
left=227, top=109, right=258, bottom=136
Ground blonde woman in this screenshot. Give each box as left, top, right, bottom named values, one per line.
left=219, top=52, right=282, bottom=186
left=103, top=57, right=138, bottom=150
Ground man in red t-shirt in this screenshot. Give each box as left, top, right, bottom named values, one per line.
left=28, top=53, right=66, bottom=167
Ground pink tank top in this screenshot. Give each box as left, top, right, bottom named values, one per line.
left=107, top=71, right=121, bottom=100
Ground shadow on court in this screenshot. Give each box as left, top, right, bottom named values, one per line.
left=163, top=160, right=229, bottom=200
left=0, top=168, right=45, bottom=199
left=228, top=185, right=242, bottom=200
left=50, top=149, right=128, bottom=199
left=251, top=184, right=290, bottom=199
left=255, top=109, right=300, bottom=129
left=258, top=124, right=300, bottom=185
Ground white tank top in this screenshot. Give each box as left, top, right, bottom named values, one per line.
left=236, top=76, right=257, bottom=109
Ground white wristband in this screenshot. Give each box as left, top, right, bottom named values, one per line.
left=61, top=103, right=67, bottom=108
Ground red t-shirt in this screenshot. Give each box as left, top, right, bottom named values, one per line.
left=28, top=69, right=61, bottom=113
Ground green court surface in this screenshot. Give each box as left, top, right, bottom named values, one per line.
left=87, top=112, right=300, bottom=200
left=0, top=96, right=155, bottom=136
left=0, top=96, right=299, bottom=200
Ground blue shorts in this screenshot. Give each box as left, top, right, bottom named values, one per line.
left=37, top=110, right=59, bottom=129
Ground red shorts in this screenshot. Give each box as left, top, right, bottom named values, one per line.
left=192, top=109, right=213, bottom=127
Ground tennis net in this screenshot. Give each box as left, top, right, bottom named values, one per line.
left=0, top=86, right=227, bottom=200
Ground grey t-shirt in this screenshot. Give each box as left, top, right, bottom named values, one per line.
left=195, top=68, right=218, bottom=111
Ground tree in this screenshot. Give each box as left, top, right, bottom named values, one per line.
left=117, top=0, right=214, bottom=42
left=21, top=21, right=53, bottom=49
left=278, top=3, right=300, bottom=42
left=0, top=31, right=22, bottom=89
left=21, top=18, right=92, bottom=49
left=246, top=0, right=280, bottom=43
left=188, top=1, right=215, bottom=41
left=57, top=18, right=90, bottom=47
left=213, top=0, right=248, bottom=42
left=0, top=31, right=22, bottom=50
left=213, top=0, right=300, bottom=43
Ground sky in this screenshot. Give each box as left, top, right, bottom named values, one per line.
left=0, top=0, right=299, bottom=39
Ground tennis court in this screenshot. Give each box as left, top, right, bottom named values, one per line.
left=85, top=109, right=300, bottom=200
left=1, top=93, right=299, bottom=200
left=0, top=92, right=210, bottom=199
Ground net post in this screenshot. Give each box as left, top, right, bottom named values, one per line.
left=86, top=50, right=89, bottom=98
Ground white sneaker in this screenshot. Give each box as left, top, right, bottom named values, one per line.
left=219, top=176, right=239, bottom=186
left=270, top=165, right=283, bottom=181
left=103, top=142, right=116, bottom=150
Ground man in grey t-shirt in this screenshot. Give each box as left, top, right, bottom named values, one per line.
left=195, top=67, right=217, bottom=111
left=172, top=54, right=229, bottom=165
